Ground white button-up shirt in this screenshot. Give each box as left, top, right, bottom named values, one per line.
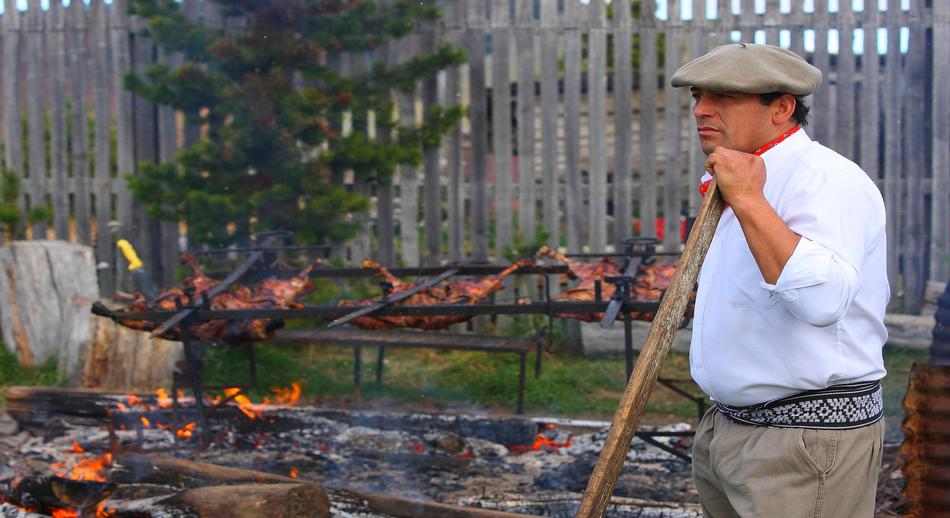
left=690, top=129, right=889, bottom=407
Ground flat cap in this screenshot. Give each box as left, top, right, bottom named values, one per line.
left=671, top=43, right=822, bottom=95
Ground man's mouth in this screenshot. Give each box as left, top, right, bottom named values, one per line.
left=697, top=126, right=720, bottom=136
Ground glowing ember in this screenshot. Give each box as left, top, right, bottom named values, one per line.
left=51, top=509, right=78, bottom=518
left=126, top=394, right=143, bottom=407
left=140, top=417, right=151, bottom=428
left=70, top=442, right=85, bottom=454
left=289, top=467, right=299, bottom=479
left=530, top=433, right=572, bottom=451
left=62, top=453, right=113, bottom=482
left=176, top=422, right=197, bottom=440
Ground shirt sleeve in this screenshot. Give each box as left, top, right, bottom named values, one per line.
left=760, top=237, right=859, bottom=327
left=759, top=161, right=886, bottom=327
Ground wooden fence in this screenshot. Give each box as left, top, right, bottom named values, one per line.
left=0, top=0, right=946, bottom=313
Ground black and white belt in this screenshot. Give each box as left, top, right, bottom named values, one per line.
left=715, top=380, right=884, bottom=430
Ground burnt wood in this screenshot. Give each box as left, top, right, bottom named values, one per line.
left=577, top=181, right=725, bottom=518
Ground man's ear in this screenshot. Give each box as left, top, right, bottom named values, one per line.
left=772, top=94, right=796, bottom=125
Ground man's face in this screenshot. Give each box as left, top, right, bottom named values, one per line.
left=690, top=88, right=774, bottom=155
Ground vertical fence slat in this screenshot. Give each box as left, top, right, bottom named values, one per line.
left=764, top=0, right=780, bottom=45
left=739, top=0, right=755, bottom=42
left=860, top=2, right=881, bottom=183
left=883, top=0, right=902, bottom=304
left=465, top=3, right=488, bottom=261
left=563, top=1, right=583, bottom=252
left=156, top=45, right=179, bottom=286
left=68, top=0, right=91, bottom=244
left=92, top=0, right=114, bottom=294
left=515, top=0, right=536, bottom=244
left=812, top=0, right=831, bottom=146
left=397, top=64, right=420, bottom=265
left=902, top=0, right=927, bottom=313
left=835, top=0, right=856, bottom=159
left=25, top=0, right=46, bottom=239
left=789, top=0, right=805, bottom=56
left=421, top=32, right=440, bottom=265
left=933, top=1, right=950, bottom=281
left=444, top=57, right=463, bottom=262
left=588, top=0, right=607, bottom=251
left=111, top=0, right=135, bottom=291
left=49, top=1, right=68, bottom=239
left=539, top=0, right=559, bottom=251
left=663, top=0, right=683, bottom=250
left=2, top=0, right=22, bottom=242
left=639, top=1, right=658, bottom=239
left=613, top=0, right=633, bottom=248
left=686, top=0, right=706, bottom=216
left=491, top=0, right=513, bottom=259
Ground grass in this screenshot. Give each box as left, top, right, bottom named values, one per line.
left=0, top=347, right=60, bottom=406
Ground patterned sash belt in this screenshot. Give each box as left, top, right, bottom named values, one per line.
left=715, top=380, right=884, bottom=429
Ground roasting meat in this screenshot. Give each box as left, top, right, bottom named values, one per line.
left=116, top=256, right=320, bottom=342
left=536, top=245, right=692, bottom=322
left=338, top=259, right=534, bottom=330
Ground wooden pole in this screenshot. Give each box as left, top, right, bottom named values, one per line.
left=576, top=181, right=724, bottom=518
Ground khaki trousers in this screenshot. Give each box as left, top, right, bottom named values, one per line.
left=692, top=408, right=884, bottom=518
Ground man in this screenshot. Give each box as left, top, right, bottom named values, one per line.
left=670, top=43, right=889, bottom=517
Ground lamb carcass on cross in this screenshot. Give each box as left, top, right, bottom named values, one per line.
left=338, top=259, right=534, bottom=330
left=117, top=254, right=320, bottom=342
left=536, top=245, right=692, bottom=322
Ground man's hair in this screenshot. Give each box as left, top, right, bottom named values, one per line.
left=759, top=93, right=810, bottom=127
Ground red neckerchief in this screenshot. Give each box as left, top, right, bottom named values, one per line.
left=698, top=125, right=801, bottom=197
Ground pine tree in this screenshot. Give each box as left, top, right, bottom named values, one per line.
left=125, top=0, right=464, bottom=247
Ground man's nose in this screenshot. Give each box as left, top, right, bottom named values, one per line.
left=693, top=96, right=714, bottom=119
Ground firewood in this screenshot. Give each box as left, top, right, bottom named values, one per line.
left=115, top=453, right=299, bottom=486
left=165, top=483, right=329, bottom=518
left=332, top=488, right=537, bottom=518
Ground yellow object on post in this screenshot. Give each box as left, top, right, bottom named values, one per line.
left=117, top=239, right=144, bottom=271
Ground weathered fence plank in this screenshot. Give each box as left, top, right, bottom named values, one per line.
left=811, top=0, right=831, bottom=146
left=663, top=0, right=683, bottom=250
left=515, top=0, right=536, bottom=244
left=491, top=0, right=513, bottom=259
left=835, top=0, right=856, bottom=160
left=883, top=0, right=902, bottom=304
left=466, top=2, right=488, bottom=261
left=587, top=0, right=607, bottom=252
left=686, top=0, right=706, bottom=216
left=49, top=0, right=69, bottom=240
left=92, top=0, right=114, bottom=294
left=563, top=1, right=583, bottom=252
left=859, top=3, right=881, bottom=186
left=933, top=1, right=950, bottom=281
left=902, top=0, right=927, bottom=313
left=639, top=1, right=658, bottom=239
left=25, top=0, right=46, bottom=239
left=539, top=0, right=559, bottom=251
left=67, top=0, right=92, bottom=245
left=613, top=0, right=633, bottom=249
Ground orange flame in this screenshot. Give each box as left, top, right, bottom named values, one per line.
left=223, top=388, right=262, bottom=420
left=126, top=395, right=143, bottom=407
left=289, top=467, right=299, bottom=479
left=70, top=442, right=85, bottom=454
left=96, top=501, right=116, bottom=518
left=155, top=388, right=174, bottom=409
left=140, top=417, right=151, bottom=428
left=51, top=509, right=78, bottom=518
left=264, top=382, right=303, bottom=406
left=530, top=433, right=572, bottom=451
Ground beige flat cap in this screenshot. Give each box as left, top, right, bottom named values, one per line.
left=671, top=43, right=822, bottom=95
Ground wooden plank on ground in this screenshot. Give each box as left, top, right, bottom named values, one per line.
left=835, top=0, right=856, bottom=159
left=2, top=0, right=23, bottom=243
left=515, top=0, right=536, bottom=244
left=67, top=0, right=92, bottom=245
left=539, top=0, right=560, bottom=251
left=882, top=0, right=901, bottom=304
left=587, top=0, right=607, bottom=252
left=811, top=0, right=831, bottom=146
left=466, top=3, right=489, bottom=261
left=491, top=0, right=513, bottom=259
left=25, top=0, right=46, bottom=239
left=932, top=1, right=950, bottom=281
left=92, top=0, right=115, bottom=294
left=563, top=0, right=583, bottom=252
left=613, top=0, right=633, bottom=247
left=901, top=1, right=927, bottom=313
left=639, top=2, right=658, bottom=239
left=663, top=0, right=683, bottom=250
left=49, top=1, right=69, bottom=240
